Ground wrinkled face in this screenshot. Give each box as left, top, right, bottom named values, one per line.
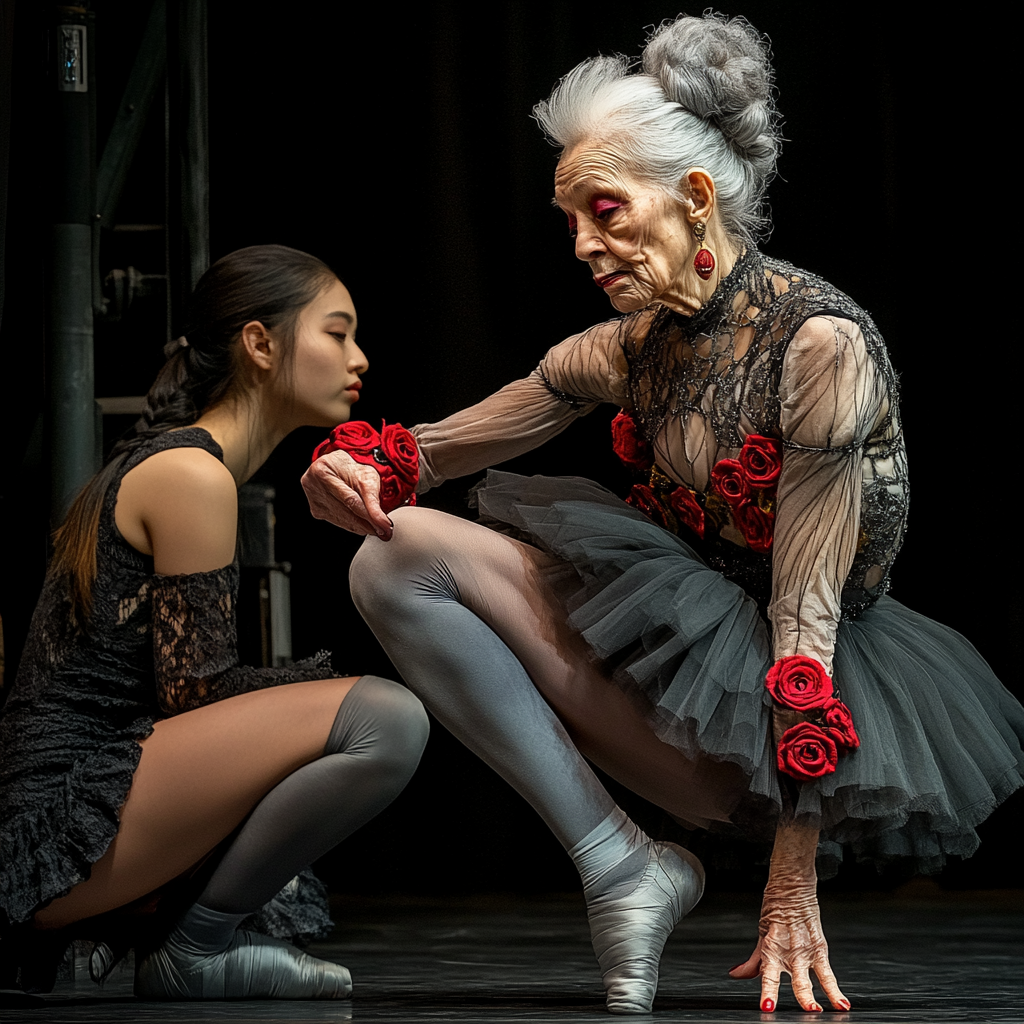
left=287, top=277, right=368, bottom=427
left=554, top=142, right=694, bottom=312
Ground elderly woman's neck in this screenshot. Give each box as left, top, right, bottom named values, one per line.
left=662, top=224, right=742, bottom=317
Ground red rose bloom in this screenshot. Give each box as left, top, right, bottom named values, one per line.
left=823, top=699, right=860, bottom=750
left=739, top=434, right=783, bottom=487
left=765, top=656, right=833, bottom=711
left=777, top=722, right=839, bottom=781
left=611, top=410, right=654, bottom=471
left=733, top=500, right=774, bottom=553
left=311, top=420, right=380, bottom=464
left=376, top=466, right=406, bottom=513
left=380, top=421, right=420, bottom=487
left=668, top=486, right=705, bottom=539
left=710, top=458, right=748, bottom=505
left=626, top=484, right=671, bottom=530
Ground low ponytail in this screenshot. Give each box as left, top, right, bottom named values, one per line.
left=52, top=341, right=202, bottom=629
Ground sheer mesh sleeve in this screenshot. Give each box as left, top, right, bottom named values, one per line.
left=413, top=321, right=628, bottom=492
left=150, top=566, right=335, bottom=716
left=768, top=316, right=888, bottom=673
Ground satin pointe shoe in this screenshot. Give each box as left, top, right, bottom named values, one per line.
left=135, top=928, right=352, bottom=1000
left=585, top=841, right=705, bottom=1015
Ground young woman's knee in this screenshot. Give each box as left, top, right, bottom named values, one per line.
left=328, top=675, right=429, bottom=785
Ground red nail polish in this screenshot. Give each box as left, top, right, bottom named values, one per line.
left=761, top=997, right=775, bottom=1012
left=839, top=999, right=851, bottom=1010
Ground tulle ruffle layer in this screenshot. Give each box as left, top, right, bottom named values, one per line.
left=475, top=471, right=1024, bottom=875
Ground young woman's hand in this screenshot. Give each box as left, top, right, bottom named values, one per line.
left=301, top=449, right=394, bottom=540
left=728, top=819, right=850, bottom=1013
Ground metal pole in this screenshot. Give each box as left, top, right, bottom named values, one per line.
left=46, top=7, right=97, bottom=523
left=166, top=0, right=208, bottom=334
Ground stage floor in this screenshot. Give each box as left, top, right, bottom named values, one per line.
left=3, top=881, right=1021, bottom=1023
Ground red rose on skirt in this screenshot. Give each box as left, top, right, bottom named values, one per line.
left=626, top=484, right=671, bottom=530
left=823, top=698, right=860, bottom=749
left=710, top=458, right=748, bottom=505
left=733, top=500, right=774, bottom=553
left=311, top=420, right=380, bottom=463
left=777, top=722, right=839, bottom=780
left=739, top=434, right=783, bottom=486
left=380, top=421, right=420, bottom=488
left=668, top=486, right=705, bottom=539
left=611, top=410, right=654, bottom=471
left=765, top=656, right=833, bottom=711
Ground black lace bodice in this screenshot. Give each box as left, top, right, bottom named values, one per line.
left=0, top=428, right=334, bottom=924
left=411, top=250, right=909, bottom=676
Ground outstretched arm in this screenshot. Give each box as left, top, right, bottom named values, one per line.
left=730, top=315, right=887, bottom=1011
left=302, top=320, right=629, bottom=536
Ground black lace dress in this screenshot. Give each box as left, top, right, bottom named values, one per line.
left=411, top=249, right=1024, bottom=875
left=0, top=429, right=336, bottom=927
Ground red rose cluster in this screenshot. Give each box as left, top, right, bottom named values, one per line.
left=766, top=656, right=860, bottom=781
left=709, top=434, right=782, bottom=553
left=311, top=421, right=419, bottom=514
left=614, top=411, right=707, bottom=540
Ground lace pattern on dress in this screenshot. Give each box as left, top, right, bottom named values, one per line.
left=152, top=566, right=335, bottom=716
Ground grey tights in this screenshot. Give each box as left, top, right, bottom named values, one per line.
left=183, top=675, right=428, bottom=942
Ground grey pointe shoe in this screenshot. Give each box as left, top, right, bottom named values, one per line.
left=585, top=841, right=705, bottom=1015
left=135, top=927, right=352, bottom=1000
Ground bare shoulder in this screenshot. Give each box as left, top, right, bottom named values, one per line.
left=116, top=444, right=237, bottom=573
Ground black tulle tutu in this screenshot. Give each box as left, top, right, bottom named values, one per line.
left=474, top=471, right=1024, bottom=876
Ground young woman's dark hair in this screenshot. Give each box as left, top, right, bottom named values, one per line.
left=52, top=244, right=336, bottom=627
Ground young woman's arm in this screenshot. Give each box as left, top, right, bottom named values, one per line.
left=117, top=447, right=335, bottom=716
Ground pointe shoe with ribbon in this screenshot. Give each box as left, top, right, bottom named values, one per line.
left=585, top=841, right=705, bottom=1015
left=135, top=928, right=352, bottom=1000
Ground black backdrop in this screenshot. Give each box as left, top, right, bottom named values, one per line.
left=1, top=2, right=1019, bottom=894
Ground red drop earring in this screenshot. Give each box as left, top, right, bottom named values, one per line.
left=692, top=221, right=716, bottom=281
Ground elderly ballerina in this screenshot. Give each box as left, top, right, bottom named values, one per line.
left=303, top=13, right=1024, bottom=1015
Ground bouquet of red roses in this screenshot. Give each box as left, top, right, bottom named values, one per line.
left=311, top=421, right=419, bottom=513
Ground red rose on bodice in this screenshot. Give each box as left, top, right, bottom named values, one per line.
left=765, top=656, right=833, bottom=712
left=823, top=699, right=860, bottom=750
left=611, top=410, right=654, bottom=471
left=739, top=434, right=783, bottom=486
left=733, top=501, right=774, bottom=553
left=777, top=722, right=839, bottom=780
left=710, top=459, right=748, bottom=505
left=626, top=484, right=671, bottom=530
left=668, top=486, right=705, bottom=540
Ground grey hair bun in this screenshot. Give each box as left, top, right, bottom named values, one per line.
left=642, top=13, right=780, bottom=183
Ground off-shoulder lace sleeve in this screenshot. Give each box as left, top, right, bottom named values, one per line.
left=151, top=565, right=335, bottom=716
left=768, top=316, right=888, bottom=673
left=413, top=321, right=628, bottom=491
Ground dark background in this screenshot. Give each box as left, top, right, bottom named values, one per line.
left=1, top=3, right=1019, bottom=895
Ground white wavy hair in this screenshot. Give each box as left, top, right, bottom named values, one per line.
left=533, top=14, right=781, bottom=245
